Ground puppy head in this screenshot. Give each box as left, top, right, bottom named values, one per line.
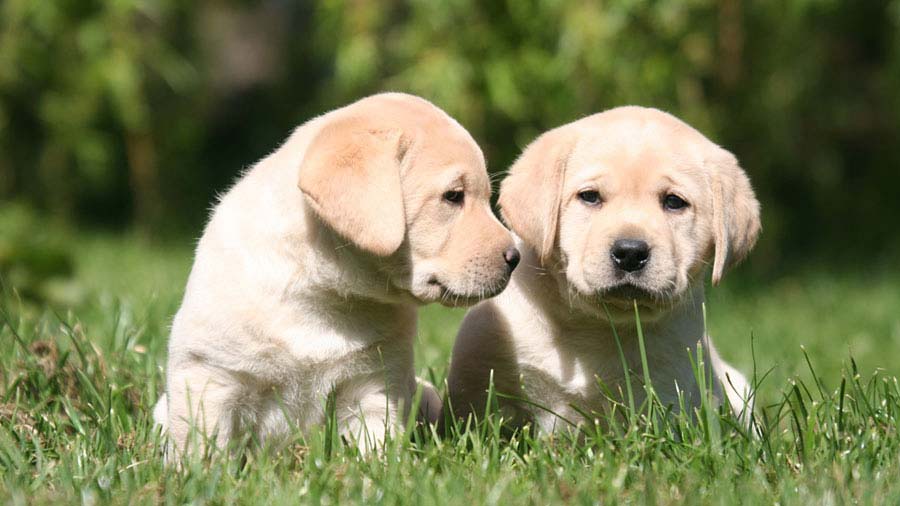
left=299, top=93, right=517, bottom=306
left=501, top=107, right=760, bottom=320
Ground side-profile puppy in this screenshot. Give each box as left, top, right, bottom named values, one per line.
left=446, top=107, right=760, bottom=432
left=154, top=93, right=519, bottom=455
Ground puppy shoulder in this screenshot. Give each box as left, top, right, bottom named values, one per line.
left=447, top=300, right=522, bottom=421
left=453, top=300, right=511, bottom=357
left=450, top=300, right=520, bottom=389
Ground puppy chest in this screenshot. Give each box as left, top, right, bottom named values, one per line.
left=250, top=347, right=411, bottom=434
left=518, top=345, right=625, bottom=393
left=517, top=350, right=631, bottom=418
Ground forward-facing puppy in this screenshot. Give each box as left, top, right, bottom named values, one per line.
left=447, top=107, right=760, bottom=432
left=155, top=93, right=519, bottom=455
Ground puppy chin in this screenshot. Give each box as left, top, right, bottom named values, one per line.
left=566, top=276, right=681, bottom=323
left=410, top=271, right=511, bottom=307
left=597, top=294, right=667, bottom=324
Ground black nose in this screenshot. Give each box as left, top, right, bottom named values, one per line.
left=610, top=239, right=650, bottom=272
left=503, top=247, right=521, bottom=272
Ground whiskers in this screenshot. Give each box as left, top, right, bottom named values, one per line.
left=487, top=170, right=509, bottom=189
left=564, top=277, right=687, bottom=317
left=437, top=274, right=509, bottom=307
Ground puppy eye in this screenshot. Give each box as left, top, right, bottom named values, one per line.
left=443, top=190, right=464, bottom=204
left=578, top=190, right=601, bottom=206
left=663, top=194, right=689, bottom=210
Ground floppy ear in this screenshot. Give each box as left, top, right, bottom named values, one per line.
left=298, top=118, right=409, bottom=256
left=498, top=128, right=574, bottom=265
left=708, top=148, right=761, bottom=285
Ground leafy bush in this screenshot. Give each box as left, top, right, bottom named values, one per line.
left=0, top=203, right=78, bottom=305
left=1, top=0, right=899, bottom=263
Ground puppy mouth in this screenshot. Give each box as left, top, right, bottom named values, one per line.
left=425, top=276, right=508, bottom=307
left=596, top=283, right=666, bottom=311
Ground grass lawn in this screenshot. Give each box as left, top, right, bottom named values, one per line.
left=2, top=222, right=900, bottom=504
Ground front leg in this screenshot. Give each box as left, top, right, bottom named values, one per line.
left=335, top=377, right=413, bottom=454
left=414, top=376, right=442, bottom=426
left=163, top=363, right=243, bottom=459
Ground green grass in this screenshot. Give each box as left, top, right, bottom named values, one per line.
left=2, top=222, right=900, bottom=504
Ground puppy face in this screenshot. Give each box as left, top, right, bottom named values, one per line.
left=399, top=132, right=518, bottom=306
left=501, top=107, right=760, bottom=321
left=559, top=125, right=711, bottom=318
left=300, top=93, right=517, bottom=306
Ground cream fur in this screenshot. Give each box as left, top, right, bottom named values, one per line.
left=155, top=93, right=515, bottom=456
left=447, top=107, right=760, bottom=432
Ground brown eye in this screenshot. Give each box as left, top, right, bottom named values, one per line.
left=443, top=190, right=464, bottom=204
left=663, top=194, right=688, bottom=210
left=578, top=190, right=601, bottom=206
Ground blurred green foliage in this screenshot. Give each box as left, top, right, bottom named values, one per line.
left=1, top=0, right=899, bottom=268
left=0, top=203, right=77, bottom=304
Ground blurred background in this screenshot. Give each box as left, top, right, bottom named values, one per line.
left=1, top=0, right=899, bottom=382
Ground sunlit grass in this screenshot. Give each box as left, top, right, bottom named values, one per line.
left=2, top=228, right=900, bottom=504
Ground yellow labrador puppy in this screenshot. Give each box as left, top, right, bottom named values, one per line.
left=154, top=93, right=519, bottom=455
left=447, top=107, right=760, bottom=432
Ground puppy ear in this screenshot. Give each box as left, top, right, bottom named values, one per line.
left=709, top=148, right=761, bottom=285
left=499, top=128, right=574, bottom=264
left=299, top=118, right=409, bottom=256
